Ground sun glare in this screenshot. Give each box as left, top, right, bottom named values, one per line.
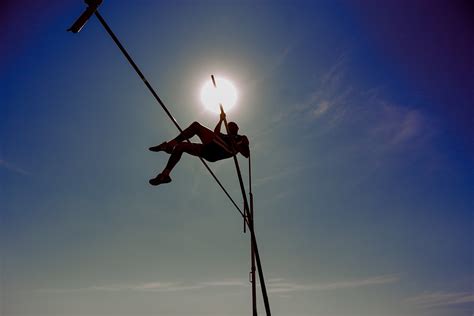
left=200, top=76, right=238, bottom=113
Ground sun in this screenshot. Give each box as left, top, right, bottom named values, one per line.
left=200, top=76, right=238, bottom=113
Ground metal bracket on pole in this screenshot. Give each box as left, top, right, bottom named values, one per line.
left=244, top=214, right=247, bottom=233
left=67, top=0, right=103, bottom=33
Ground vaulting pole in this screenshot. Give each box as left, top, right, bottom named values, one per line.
left=211, top=75, right=271, bottom=316
left=88, top=10, right=245, bottom=218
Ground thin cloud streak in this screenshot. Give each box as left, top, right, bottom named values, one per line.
left=370, top=102, right=426, bottom=148
left=38, top=279, right=248, bottom=294
left=268, top=274, right=399, bottom=293
left=405, top=291, right=474, bottom=308
left=0, top=159, right=29, bottom=175
left=38, top=275, right=398, bottom=295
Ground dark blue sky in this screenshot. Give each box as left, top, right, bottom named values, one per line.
left=1, top=1, right=473, bottom=316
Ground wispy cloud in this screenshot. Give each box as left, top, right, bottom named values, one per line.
left=39, top=279, right=247, bottom=294
left=271, top=52, right=351, bottom=127
left=267, top=274, right=399, bottom=294
left=0, top=159, right=29, bottom=175
left=268, top=51, right=431, bottom=153
left=38, top=275, right=398, bottom=295
left=370, top=101, right=426, bottom=148
left=249, top=43, right=295, bottom=91
left=309, top=53, right=353, bottom=122
left=405, top=291, right=474, bottom=308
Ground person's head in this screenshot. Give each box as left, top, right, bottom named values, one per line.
left=228, top=122, right=239, bottom=135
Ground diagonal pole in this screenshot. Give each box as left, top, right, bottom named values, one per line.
left=93, top=11, right=244, bottom=218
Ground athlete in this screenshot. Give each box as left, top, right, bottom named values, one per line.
left=148, top=113, right=249, bottom=186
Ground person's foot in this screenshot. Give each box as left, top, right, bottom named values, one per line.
left=148, top=142, right=174, bottom=153
left=149, top=173, right=172, bottom=186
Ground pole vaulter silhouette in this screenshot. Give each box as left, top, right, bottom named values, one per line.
left=69, top=3, right=270, bottom=315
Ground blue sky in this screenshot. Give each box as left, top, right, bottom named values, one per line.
left=1, top=1, right=473, bottom=316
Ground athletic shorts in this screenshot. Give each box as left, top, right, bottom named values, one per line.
left=201, top=142, right=232, bottom=162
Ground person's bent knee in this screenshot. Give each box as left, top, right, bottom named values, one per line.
left=190, top=121, right=202, bottom=129
left=173, top=143, right=186, bottom=153
left=175, top=142, right=197, bottom=152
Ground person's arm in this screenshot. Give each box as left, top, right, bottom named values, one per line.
left=236, top=136, right=250, bottom=158
left=214, top=112, right=225, bottom=134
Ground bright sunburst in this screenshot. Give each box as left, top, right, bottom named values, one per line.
left=200, top=76, right=238, bottom=113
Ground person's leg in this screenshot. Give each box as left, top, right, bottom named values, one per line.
left=149, top=143, right=203, bottom=185
left=149, top=122, right=214, bottom=153
left=172, top=121, right=215, bottom=145
left=163, top=143, right=203, bottom=174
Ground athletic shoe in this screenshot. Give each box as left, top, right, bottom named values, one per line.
left=149, top=173, right=172, bottom=186
left=148, top=142, right=173, bottom=153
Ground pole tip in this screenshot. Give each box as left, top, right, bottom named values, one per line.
left=211, top=75, right=216, bottom=87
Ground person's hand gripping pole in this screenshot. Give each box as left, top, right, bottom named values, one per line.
left=211, top=75, right=231, bottom=138
left=211, top=74, right=246, bottom=221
